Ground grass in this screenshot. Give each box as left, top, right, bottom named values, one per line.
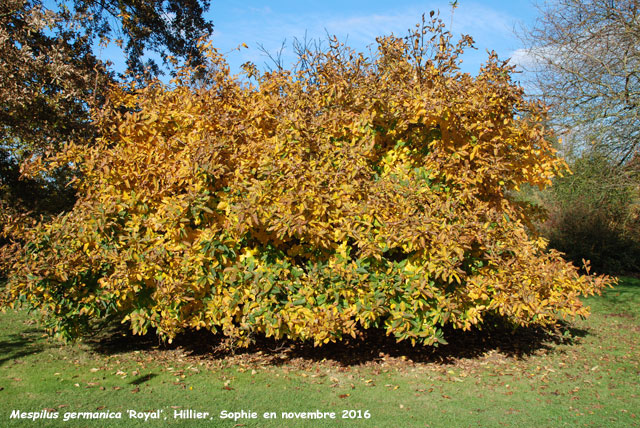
left=0, top=277, right=638, bottom=427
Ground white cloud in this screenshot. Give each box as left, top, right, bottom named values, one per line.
left=509, top=48, right=537, bottom=69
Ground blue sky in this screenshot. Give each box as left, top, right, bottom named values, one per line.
left=204, top=1, right=539, bottom=77
left=89, top=1, right=540, bottom=80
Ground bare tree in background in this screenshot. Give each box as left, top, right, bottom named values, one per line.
left=520, top=0, right=640, bottom=164
left=517, top=0, right=640, bottom=274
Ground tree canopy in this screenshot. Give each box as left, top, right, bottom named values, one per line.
left=520, top=0, right=640, bottom=164
left=0, top=0, right=213, bottom=240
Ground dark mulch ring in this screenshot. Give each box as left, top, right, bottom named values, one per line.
left=84, top=316, right=587, bottom=371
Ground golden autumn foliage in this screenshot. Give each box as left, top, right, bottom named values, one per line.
left=1, top=17, right=615, bottom=345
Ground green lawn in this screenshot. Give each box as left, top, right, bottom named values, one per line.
left=0, top=277, right=638, bottom=427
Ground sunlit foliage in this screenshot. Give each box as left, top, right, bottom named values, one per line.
left=1, top=16, right=614, bottom=346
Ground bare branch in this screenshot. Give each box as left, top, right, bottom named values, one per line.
left=519, top=1, right=640, bottom=163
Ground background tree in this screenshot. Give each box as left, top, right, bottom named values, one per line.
left=1, top=0, right=109, bottom=216
left=519, top=0, right=640, bottom=273
left=0, top=0, right=213, bottom=279
left=520, top=0, right=639, bottom=163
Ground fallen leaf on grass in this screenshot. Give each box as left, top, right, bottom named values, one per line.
left=131, top=387, right=140, bottom=393
left=338, top=394, right=350, bottom=399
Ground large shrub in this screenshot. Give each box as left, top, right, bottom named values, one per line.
left=1, top=18, right=613, bottom=345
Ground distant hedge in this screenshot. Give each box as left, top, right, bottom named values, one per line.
left=541, top=152, right=640, bottom=274
left=1, top=17, right=614, bottom=345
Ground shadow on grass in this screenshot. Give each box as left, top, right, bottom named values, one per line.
left=0, top=328, right=49, bottom=367
left=129, top=373, right=158, bottom=385
left=86, top=318, right=589, bottom=368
